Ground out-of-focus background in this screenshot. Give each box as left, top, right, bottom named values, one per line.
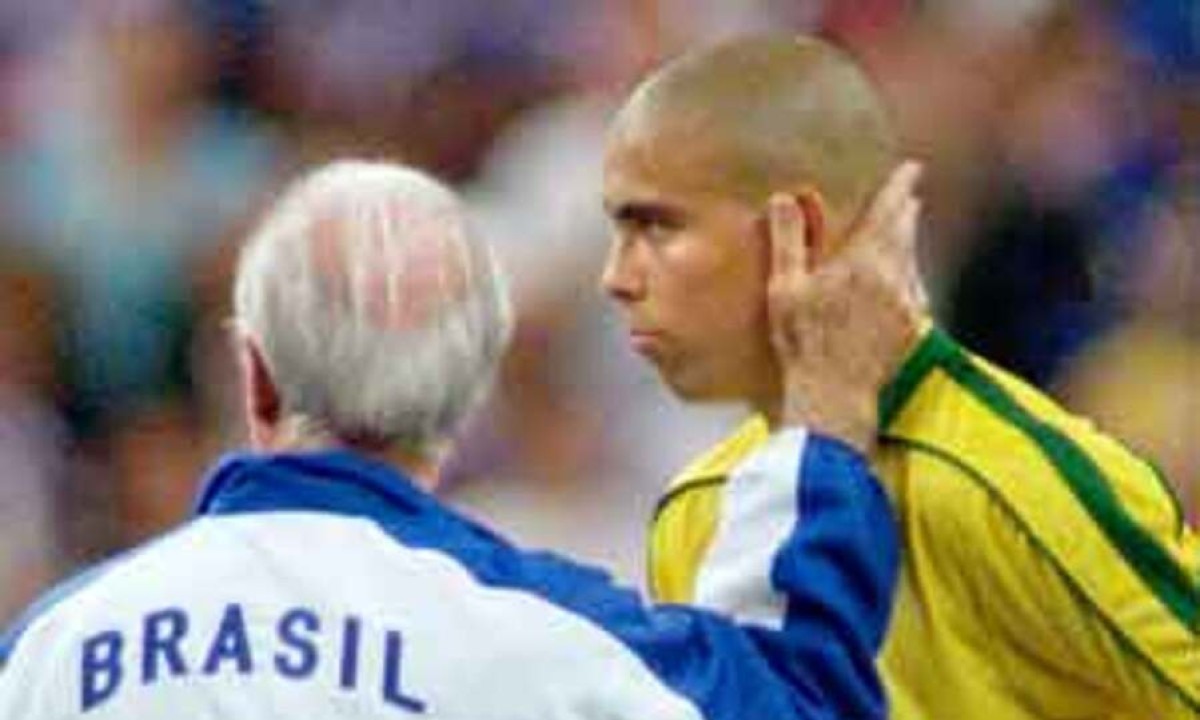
left=0, top=0, right=1194, bottom=624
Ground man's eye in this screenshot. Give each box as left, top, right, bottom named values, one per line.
left=635, top=216, right=678, bottom=238
left=634, top=217, right=662, bottom=232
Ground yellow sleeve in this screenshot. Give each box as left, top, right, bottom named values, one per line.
left=970, top=487, right=1199, bottom=717
left=891, top=440, right=1200, bottom=718
left=879, top=328, right=1198, bottom=718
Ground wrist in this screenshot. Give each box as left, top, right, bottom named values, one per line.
left=781, top=374, right=876, bottom=452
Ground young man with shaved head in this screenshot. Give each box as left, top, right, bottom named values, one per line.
left=602, top=35, right=1200, bottom=718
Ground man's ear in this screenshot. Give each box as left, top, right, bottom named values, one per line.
left=239, top=335, right=281, bottom=450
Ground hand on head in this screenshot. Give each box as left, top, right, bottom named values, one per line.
left=767, top=160, right=925, bottom=450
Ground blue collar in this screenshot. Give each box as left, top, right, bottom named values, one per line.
left=194, top=449, right=443, bottom=524
left=191, top=450, right=557, bottom=595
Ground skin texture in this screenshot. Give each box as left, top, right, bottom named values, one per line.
left=601, top=35, right=920, bottom=446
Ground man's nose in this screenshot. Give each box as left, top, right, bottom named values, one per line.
left=599, top=238, right=644, bottom=303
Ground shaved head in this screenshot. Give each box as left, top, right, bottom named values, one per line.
left=610, top=35, right=898, bottom=237
left=600, top=35, right=903, bottom=409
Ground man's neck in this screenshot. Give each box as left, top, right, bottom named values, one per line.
left=749, top=371, right=786, bottom=432
left=358, top=444, right=443, bottom=493
left=262, top=417, right=443, bottom=493
left=758, top=398, right=785, bottom=432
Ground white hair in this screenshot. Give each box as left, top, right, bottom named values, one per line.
left=233, top=160, right=512, bottom=452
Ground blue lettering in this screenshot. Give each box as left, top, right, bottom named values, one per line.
left=202, top=603, right=253, bottom=675
left=382, top=630, right=426, bottom=713
left=142, top=608, right=189, bottom=684
left=81, top=630, right=124, bottom=712
left=79, top=604, right=427, bottom=712
left=339, top=616, right=362, bottom=690
left=274, top=608, right=319, bottom=679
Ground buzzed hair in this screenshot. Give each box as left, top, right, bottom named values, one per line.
left=612, top=35, right=898, bottom=233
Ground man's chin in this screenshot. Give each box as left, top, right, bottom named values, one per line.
left=643, top=355, right=741, bottom=403
left=660, top=370, right=728, bottom=404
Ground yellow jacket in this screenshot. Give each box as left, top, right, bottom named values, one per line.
left=650, top=328, right=1200, bottom=718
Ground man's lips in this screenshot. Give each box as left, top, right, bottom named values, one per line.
left=629, top=330, right=664, bottom=356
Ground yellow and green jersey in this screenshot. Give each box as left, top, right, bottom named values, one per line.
left=650, top=327, right=1200, bottom=719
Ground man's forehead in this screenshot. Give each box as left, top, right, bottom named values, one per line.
left=603, top=118, right=740, bottom=205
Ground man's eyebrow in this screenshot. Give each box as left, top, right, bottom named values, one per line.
left=605, top=200, right=684, bottom=225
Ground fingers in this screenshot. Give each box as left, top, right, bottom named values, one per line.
left=898, top=195, right=920, bottom=257
left=844, top=161, right=928, bottom=313
left=882, top=194, right=919, bottom=263
left=767, top=193, right=811, bottom=359
left=768, top=192, right=808, bottom=281
left=848, top=160, right=922, bottom=254
left=895, top=196, right=929, bottom=312
left=860, top=190, right=927, bottom=312
left=876, top=160, right=922, bottom=229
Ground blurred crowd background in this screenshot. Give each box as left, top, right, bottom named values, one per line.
left=0, top=0, right=1194, bottom=624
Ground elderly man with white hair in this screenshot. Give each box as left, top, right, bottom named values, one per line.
left=0, top=158, right=921, bottom=719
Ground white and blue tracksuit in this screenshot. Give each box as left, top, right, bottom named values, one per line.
left=0, top=428, right=898, bottom=719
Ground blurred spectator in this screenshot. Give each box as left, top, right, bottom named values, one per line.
left=0, top=0, right=282, bottom=546
left=1059, top=181, right=1199, bottom=521
left=0, top=257, right=67, bottom=625
left=263, top=0, right=571, bottom=180
left=944, top=3, right=1190, bottom=386
left=5, top=0, right=280, bottom=434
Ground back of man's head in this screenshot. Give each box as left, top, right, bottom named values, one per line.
left=233, top=160, right=512, bottom=453
left=611, top=34, right=898, bottom=238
